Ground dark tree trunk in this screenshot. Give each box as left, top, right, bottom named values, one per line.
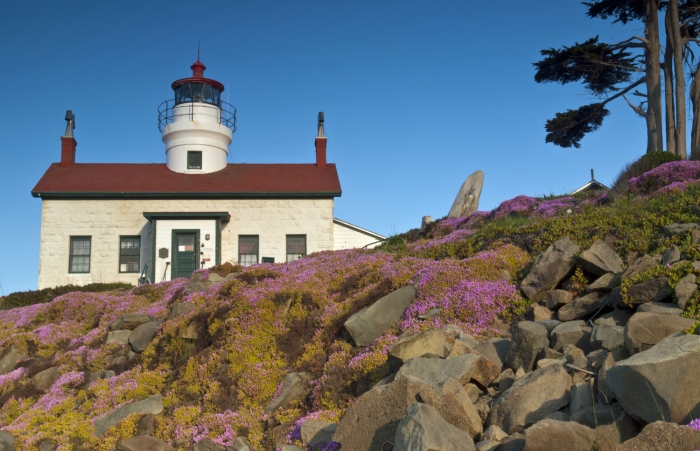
left=645, top=0, right=664, bottom=153
left=668, top=0, right=687, bottom=158
left=664, top=11, right=677, bottom=155
left=690, top=67, right=700, bottom=160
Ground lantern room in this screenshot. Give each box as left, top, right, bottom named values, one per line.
left=159, top=59, right=237, bottom=174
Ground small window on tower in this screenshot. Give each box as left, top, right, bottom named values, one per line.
left=187, top=151, right=202, bottom=170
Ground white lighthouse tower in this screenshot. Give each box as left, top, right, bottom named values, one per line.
left=159, top=59, right=236, bottom=173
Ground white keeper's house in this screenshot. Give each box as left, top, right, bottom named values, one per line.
left=32, top=59, right=384, bottom=289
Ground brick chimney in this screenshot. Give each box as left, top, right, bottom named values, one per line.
left=315, top=112, right=326, bottom=167
left=60, top=110, right=77, bottom=167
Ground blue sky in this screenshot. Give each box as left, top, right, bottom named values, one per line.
left=0, top=1, right=651, bottom=292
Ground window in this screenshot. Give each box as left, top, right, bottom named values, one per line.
left=120, top=236, right=140, bottom=273
left=238, top=235, right=259, bottom=266
left=286, top=235, right=306, bottom=262
left=69, top=236, right=91, bottom=273
left=187, top=151, right=202, bottom=169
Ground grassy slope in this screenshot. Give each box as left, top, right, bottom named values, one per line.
left=1, top=162, right=700, bottom=450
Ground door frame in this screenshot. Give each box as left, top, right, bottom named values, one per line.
left=171, top=229, right=200, bottom=280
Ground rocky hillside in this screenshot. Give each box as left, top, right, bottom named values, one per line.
left=2, top=160, right=700, bottom=450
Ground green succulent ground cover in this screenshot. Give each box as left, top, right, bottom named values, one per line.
left=2, top=158, right=700, bottom=449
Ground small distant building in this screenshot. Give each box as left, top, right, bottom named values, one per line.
left=570, top=169, right=610, bottom=195
left=32, top=59, right=384, bottom=289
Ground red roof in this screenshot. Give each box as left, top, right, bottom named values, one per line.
left=32, top=163, right=342, bottom=199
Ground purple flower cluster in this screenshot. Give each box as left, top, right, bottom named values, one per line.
left=492, top=195, right=537, bottom=220
left=630, top=160, right=700, bottom=194
left=689, top=418, right=700, bottom=430
left=531, top=197, right=576, bottom=218
left=410, top=228, right=474, bottom=251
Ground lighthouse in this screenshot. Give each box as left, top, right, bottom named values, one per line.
left=158, top=59, right=236, bottom=173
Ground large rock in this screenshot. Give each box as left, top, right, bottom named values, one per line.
left=116, top=436, right=174, bottom=451
left=626, top=277, right=672, bottom=306
left=128, top=321, right=159, bottom=353
left=300, top=420, right=337, bottom=447
left=264, top=372, right=311, bottom=413
left=31, top=366, right=59, bottom=391
left=472, top=338, right=510, bottom=368
left=662, top=244, right=681, bottom=266
left=105, top=330, right=131, bottom=346
left=557, top=292, right=608, bottom=322
left=417, top=378, right=483, bottom=438
left=487, top=363, right=572, bottom=434
left=504, top=321, right=549, bottom=373
left=93, top=394, right=164, bottom=436
left=588, top=273, right=617, bottom=292
left=393, top=402, right=476, bottom=451
left=168, top=302, right=196, bottom=320
left=569, top=382, right=594, bottom=415
left=579, top=240, right=624, bottom=275
left=662, top=222, right=700, bottom=236
left=615, top=421, right=700, bottom=451
left=550, top=321, right=592, bottom=353
left=607, top=334, right=700, bottom=424
left=590, top=323, right=624, bottom=351
left=522, top=419, right=596, bottom=451
left=521, top=237, right=580, bottom=302
left=192, top=439, right=226, bottom=451
left=185, top=270, right=238, bottom=295
left=388, top=328, right=449, bottom=372
left=396, top=354, right=482, bottom=387
left=445, top=344, right=501, bottom=387
left=636, top=301, right=683, bottom=316
left=545, top=290, right=572, bottom=310
left=624, top=312, right=696, bottom=354
left=675, top=281, right=697, bottom=310
left=333, top=375, right=422, bottom=451
left=447, top=170, right=484, bottom=219
left=0, top=432, right=14, bottom=451
left=345, top=285, right=416, bottom=347
left=0, top=347, right=27, bottom=375
left=621, top=255, right=658, bottom=280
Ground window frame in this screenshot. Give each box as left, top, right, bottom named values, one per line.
left=286, top=235, right=307, bottom=263
left=238, top=235, right=259, bottom=267
left=69, top=236, right=92, bottom=274
left=119, top=236, right=141, bottom=274
left=187, top=151, right=203, bottom=170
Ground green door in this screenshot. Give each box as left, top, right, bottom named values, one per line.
left=172, top=231, right=199, bottom=279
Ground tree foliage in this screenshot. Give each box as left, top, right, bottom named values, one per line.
left=545, top=103, right=610, bottom=148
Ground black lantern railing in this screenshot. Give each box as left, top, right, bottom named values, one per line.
left=158, top=100, right=237, bottom=133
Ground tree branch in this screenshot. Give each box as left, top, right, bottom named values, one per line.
left=600, top=77, right=646, bottom=106
left=624, top=94, right=648, bottom=117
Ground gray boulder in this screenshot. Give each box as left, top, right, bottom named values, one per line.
left=608, top=334, right=700, bottom=424
left=193, top=438, right=226, bottom=451
left=108, top=313, right=157, bottom=331
left=624, top=312, right=696, bottom=354
left=185, top=270, right=238, bottom=295
left=662, top=223, right=700, bottom=236
left=545, top=290, right=572, bottom=310
left=636, top=301, right=683, bottom=316
left=662, top=244, right=681, bottom=266
left=388, top=328, right=449, bottom=372
left=0, top=347, right=27, bottom=375
left=579, top=239, right=624, bottom=275
left=31, top=366, right=59, bottom=391
left=504, top=321, right=549, bottom=373
left=264, top=372, right=311, bottom=413
left=421, top=216, right=434, bottom=231
left=588, top=273, right=617, bottom=292
left=596, top=309, right=633, bottom=326
left=129, top=321, right=159, bottom=352
left=475, top=441, right=500, bottom=451
left=590, top=323, right=625, bottom=351
left=229, top=437, right=253, bottom=451
left=417, top=378, right=483, bottom=438
left=396, top=354, right=482, bottom=387
left=557, top=292, right=608, bottom=322
left=105, top=330, right=131, bottom=346
left=569, top=382, right=594, bottom=415
left=300, top=420, right=337, bottom=447
left=481, top=425, right=508, bottom=442
left=621, top=255, right=658, bottom=280
left=345, top=285, right=416, bottom=347
left=0, top=432, right=14, bottom=451
left=487, top=363, right=572, bottom=434
left=168, top=302, right=196, bottom=320
left=447, top=170, right=484, bottom=219
left=616, top=421, right=700, bottom=451
left=117, top=436, right=174, bottom=451
left=94, top=394, right=164, bottom=436
left=522, top=419, right=596, bottom=451
left=495, top=433, right=525, bottom=451
left=393, top=402, right=475, bottom=451
left=550, top=321, right=592, bottom=353
left=473, top=338, right=510, bottom=368
left=675, top=281, right=697, bottom=310
left=521, top=237, right=580, bottom=302
left=626, top=277, right=672, bottom=305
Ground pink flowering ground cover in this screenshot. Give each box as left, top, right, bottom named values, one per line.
left=630, top=160, right=700, bottom=195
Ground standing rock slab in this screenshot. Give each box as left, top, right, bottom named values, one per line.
left=388, top=328, right=449, bottom=372
left=447, top=170, right=484, bottom=219
left=626, top=277, right=673, bottom=305
left=396, top=354, right=482, bottom=387
left=129, top=321, right=159, bottom=353
left=624, top=312, right=696, bottom=354
left=116, top=435, right=174, bottom=451
left=264, top=372, right=311, bottom=413
left=557, top=292, right=608, bottom=322
left=521, top=237, right=580, bottom=302
left=616, top=421, right=700, bottom=451
left=93, top=394, right=164, bottom=436
left=504, top=321, right=549, bottom=373
left=522, top=419, right=596, bottom=451
left=393, top=402, right=476, bottom=451
left=487, top=363, right=572, bottom=434
left=344, top=285, right=416, bottom=347
left=608, top=334, right=700, bottom=424
left=579, top=239, right=624, bottom=275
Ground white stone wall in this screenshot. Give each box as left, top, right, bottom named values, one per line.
left=333, top=222, right=384, bottom=250
left=154, top=219, right=218, bottom=283
left=38, top=198, right=334, bottom=289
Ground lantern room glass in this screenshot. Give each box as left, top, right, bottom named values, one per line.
left=174, top=83, right=221, bottom=106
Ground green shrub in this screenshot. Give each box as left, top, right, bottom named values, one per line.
left=612, top=151, right=682, bottom=190
left=0, top=283, right=133, bottom=310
